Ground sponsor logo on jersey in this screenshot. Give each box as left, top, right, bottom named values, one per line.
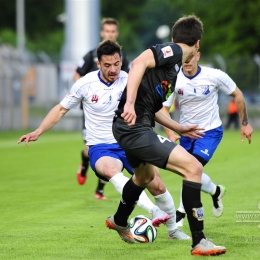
left=202, top=86, right=210, bottom=95
left=155, top=80, right=173, bottom=101
left=192, top=207, right=204, bottom=221
left=161, top=46, right=173, bottom=58
left=175, top=64, right=179, bottom=72
left=200, top=149, right=210, bottom=156
left=103, top=95, right=112, bottom=104
left=177, top=89, right=184, bottom=95
left=91, top=95, right=99, bottom=103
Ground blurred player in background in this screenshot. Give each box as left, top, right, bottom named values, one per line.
left=225, top=97, right=239, bottom=129
left=73, top=18, right=129, bottom=200
left=162, top=51, right=253, bottom=226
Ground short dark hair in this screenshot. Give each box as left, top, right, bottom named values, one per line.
left=96, top=40, right=122, bottom=61
left=101, top=17, right=119, bottom=29
left=172, top=15, right=203, bottom=46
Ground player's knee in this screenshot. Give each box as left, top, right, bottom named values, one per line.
left=98, top=165, right=120, bottom=180
left=134, top=172, right=154, bottom=186
left=184, top=159, right=202, bottom=181
left=147, top=181, right=166, bottom=196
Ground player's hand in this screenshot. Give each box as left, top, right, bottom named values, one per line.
left=168, top=134, right=180, bottom=142
left=18, top=131, right=40, bottom=146
left=178, top=125, right=205, bottom=139
left=241, top=124, right=253, bottom=144
left=121, top=103, right=136, bottom=126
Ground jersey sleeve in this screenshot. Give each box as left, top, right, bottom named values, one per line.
left=60, top=80, right=84, bottom=109
left=163, top=92, right=175, bottom=107
left=150, top=43, right=182, bottom=68
left=76, top=51, right=93, bottom=76
left=214, top=69, right=237, bottom=95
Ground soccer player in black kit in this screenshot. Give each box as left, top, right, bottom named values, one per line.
left=106, top=15, right=226, bottom=256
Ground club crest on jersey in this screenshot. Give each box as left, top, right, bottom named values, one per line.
left=91, top=95, right=98, bottom=103
left=175, top=64, right=179, bottom=72
left=192, top=207, right=204, bottom=221
left=155, top=80, right=173, bottom=101
left=202, top=86, right=210, bottom=95
left=161, top=46, right=173, bottom=58
left=177, top=89, right=184, bottom=95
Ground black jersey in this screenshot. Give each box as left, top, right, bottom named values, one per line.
left=76, top=48, right=129, bottom=76
left=116, top=43, right=182, bottom=127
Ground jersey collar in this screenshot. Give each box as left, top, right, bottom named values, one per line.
left=98, top=71, right=114, bottom=87
left=182, top=65, right=201, bottom=80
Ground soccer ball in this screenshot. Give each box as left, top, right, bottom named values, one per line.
left=129, top=215, right=157, bottom=243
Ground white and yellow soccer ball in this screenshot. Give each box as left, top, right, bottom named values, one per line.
left=129, top=215, right=157, bottom=243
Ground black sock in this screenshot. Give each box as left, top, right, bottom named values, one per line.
left=182, top=180, right=205, bottom=247
left=81, top=150, right=89, bottom=169
left=114, top=178, right=144, bottom=227
left=212, top=186, right=220, bottom=208
left=176, top=210, right=186, bottom=222
left=96, top=179, right=105, bottom=194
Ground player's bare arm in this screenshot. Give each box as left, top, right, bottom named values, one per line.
left=122, top=49, right=156, bottom=126
left=177, top=40, right=200, bottom=64
left=155, top=110, right=204, bottom=139
left=230, top=87, right=253, bottom=144
left=160, top=106, right=180, bottom=142
left=18, top=104, right=69, bottom=146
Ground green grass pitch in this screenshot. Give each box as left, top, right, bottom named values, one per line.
left=1, top=129, right=260, bottom=259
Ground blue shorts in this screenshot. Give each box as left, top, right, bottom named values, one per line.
left=180, top=125, right=223, bottom=164
left=88, top=143, right=134, bottom=182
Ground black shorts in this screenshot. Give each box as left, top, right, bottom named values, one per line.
left=112, top=117, right=177, bottom=169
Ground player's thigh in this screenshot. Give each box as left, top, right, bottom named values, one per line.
left=166, top=145, right=202, bottom=180
left=84, top=145, right=89, bottom=154
left=95, top=156, right=123, bottom=178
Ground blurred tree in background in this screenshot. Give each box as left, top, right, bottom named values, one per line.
left=0, top=0, right=64, bottom=56
left=1, top=0, right=260, bottom=57
left=101, top=0, right=147, bottom=56
left=0, top=0, right=260, bottom=91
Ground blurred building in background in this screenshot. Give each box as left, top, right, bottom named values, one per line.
left=0, top=0, right=100, bottom=131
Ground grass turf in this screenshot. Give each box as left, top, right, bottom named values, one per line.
left=0, top=129, right=260, bottom=259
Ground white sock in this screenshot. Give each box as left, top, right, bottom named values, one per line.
left=154, top=189, right=176, bottom=231
left=109, top=172, right=155, bottom=213
left=177, top=188, right=185, bottom=213
left=201, top=172, right=216, bottom=195
left=177, top=172, right=217, bottom=213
